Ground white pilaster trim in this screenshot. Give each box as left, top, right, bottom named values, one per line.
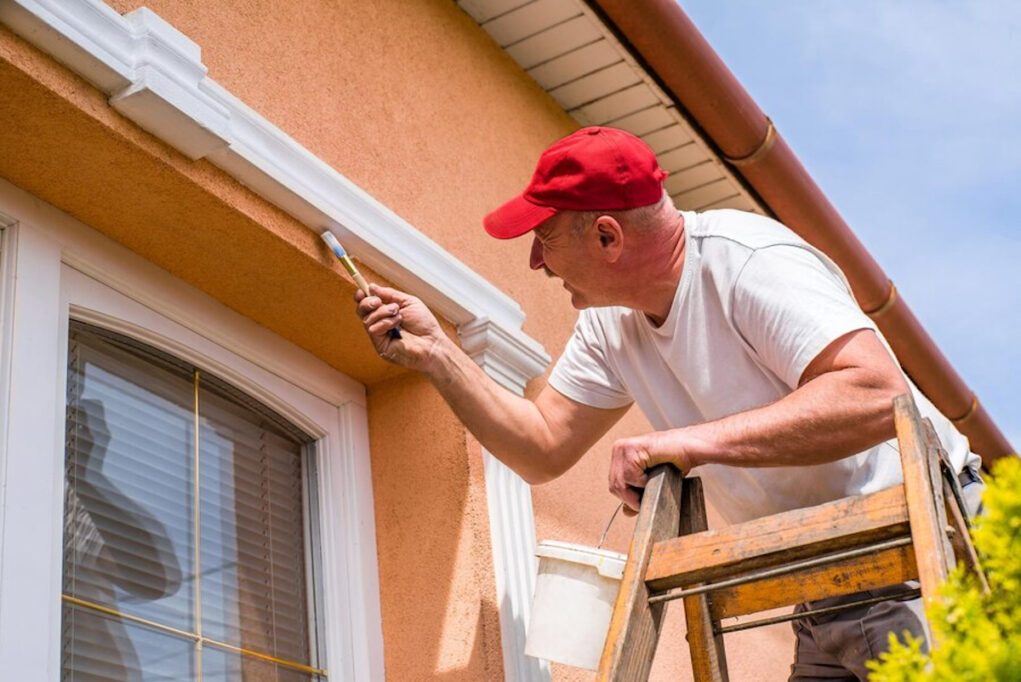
left=479, top=451, right=550, bottom=682
left=0, top=214, right=19, bottom=605
left=461, top=318, right=551, bottom=681
left=0, top=222, right=67, bottom=676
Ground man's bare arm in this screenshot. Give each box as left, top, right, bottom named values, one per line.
left=608, top=329, right=907, bottom=510
left=359, top=285, right=628, bottom=483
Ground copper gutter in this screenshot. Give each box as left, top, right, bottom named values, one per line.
left=591, top=0, right=1014, bottom=465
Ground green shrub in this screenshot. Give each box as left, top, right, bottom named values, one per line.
left=866, top=456, right=1021, bottom=681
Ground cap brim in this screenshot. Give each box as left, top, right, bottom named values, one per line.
left=484, top=193, right=559, bottom=240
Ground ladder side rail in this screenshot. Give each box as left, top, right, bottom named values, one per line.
left=597, top=464, right=683, bottom=681
left=894, top=394, right=954, bottom=646
left=679, top=477, right=729, bottom=681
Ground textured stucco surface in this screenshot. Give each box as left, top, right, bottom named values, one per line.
left=2, top=0, right=794, bottom=678
left=368, top=372, right=504, bottom=680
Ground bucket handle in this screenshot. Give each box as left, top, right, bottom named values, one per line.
left=597, top=502, right=625, bottom=549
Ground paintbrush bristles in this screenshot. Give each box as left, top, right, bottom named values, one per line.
left=321, top=230, right=371, bottom=294
left=320, top=230, right=346, bottom=258
left=320, top=229, right=401, bottom=339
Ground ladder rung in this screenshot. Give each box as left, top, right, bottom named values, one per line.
left=715, top=588, right=921, bottom=635
left=709, top=540, right=918, bottom=619
left=648, top=536, right=913, bottom=605
left=645, top=485, right=909, bottom=591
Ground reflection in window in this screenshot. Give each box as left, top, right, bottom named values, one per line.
left=62, top=322, right=324, bottom=680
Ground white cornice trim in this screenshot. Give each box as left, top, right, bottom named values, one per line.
left=0, top=0, right=133, bottom=92
left=459, top=317, right=549, bottom=395
left=0, top=0, right=550, bottom=378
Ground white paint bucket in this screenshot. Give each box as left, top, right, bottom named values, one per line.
left=524, top=540, right=627, bottom=670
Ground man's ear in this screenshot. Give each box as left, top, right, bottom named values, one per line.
left=594, top=216, right=624, bottom=262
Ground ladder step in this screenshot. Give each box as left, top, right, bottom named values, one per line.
left=646, top=485, right=909, bottom=591
left=708, top=540, right=918, bottom=619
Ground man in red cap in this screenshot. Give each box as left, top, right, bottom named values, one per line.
left=356, top=126, right=982, bottom=679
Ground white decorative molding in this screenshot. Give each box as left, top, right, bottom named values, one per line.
left=481, top=450, right=550, bottom=682
left=0, top=3, right=553, bottom=679
left=459, top=317, right=549, bottom=396
left=461, top=317, right=550, bottom=681
left=0, top=214, right=19, bottom=603
left=110, top=8, right=231, bottom=160
left=0, top=0, right=134, bottom=92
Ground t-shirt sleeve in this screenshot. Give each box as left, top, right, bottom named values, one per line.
left=732, top=244, right=877, bottom=390
left=548, top=312, right=634, bottom=409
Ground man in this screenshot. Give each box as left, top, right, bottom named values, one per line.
left=356, top=127, right=982, bottom=680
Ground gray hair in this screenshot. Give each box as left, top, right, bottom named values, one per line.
left=570, top=191, right=672, bottom=235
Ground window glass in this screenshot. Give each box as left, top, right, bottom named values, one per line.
left=62, top=322, right=323, bottom=680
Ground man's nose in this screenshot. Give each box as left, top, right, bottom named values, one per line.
left=529, top=236, right=544, bottom=270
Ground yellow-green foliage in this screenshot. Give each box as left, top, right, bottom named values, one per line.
left=867, top=456, right=1021, bottom=681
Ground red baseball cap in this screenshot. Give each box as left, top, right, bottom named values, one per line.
left=483, top=126, right=668, bottom=239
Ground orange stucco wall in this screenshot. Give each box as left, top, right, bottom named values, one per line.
left=0, top=0, right=794, bottom=679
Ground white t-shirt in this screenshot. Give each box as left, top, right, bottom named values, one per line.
left=549, top=209, right=978, bottom=524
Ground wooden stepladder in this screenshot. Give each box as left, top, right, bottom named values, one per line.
left=597, top=394, right=986, bottom=681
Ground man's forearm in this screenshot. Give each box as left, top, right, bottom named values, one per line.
left=654, top=368, right=904, bottom=470
left=424, top=337, right=562, bottom=482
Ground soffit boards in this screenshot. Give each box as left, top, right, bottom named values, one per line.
left=457, top=0, right=765, bottom=214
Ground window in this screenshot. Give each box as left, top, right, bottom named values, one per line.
left=0, top=185, right=382, bottom=680
left=62, top=322, right=324, bottom=680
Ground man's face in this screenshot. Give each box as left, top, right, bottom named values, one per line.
left=529, top=212, right=605, bottom=309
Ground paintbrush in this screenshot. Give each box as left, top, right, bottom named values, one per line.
left=321, top=231, right=402, bottom=339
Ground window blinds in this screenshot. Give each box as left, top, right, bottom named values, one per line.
left=62, top=322, right=321, bottom=680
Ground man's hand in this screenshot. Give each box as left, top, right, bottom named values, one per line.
left=356, top=284, right=447, bottom=372
left=608, top=432, right=692, bottom=514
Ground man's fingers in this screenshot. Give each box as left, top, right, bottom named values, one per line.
left=608, top=438, right=657, bottom=514
left=609, top=471, right=644, bottom=512
left=367, top=316, right=401, bottom=336
left=357, top=295, right=384, bottom=316
left=620, top=485, right=642, bottom=513
left=362, top=303, right=400, bottom=327
left=622, top=466, right=649, bottom=489
left=369, top=284, right=413, bottom=306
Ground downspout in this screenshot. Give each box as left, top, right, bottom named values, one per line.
left=591, top=0, right=1014, bottom=465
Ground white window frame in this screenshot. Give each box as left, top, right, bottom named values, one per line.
left=0, top=179, right=385, bottom=680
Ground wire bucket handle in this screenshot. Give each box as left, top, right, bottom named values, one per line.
left=597, top=501, right=626, bottom=549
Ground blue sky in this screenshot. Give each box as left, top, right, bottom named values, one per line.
left=681, top=1, right=1020, bottom=452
